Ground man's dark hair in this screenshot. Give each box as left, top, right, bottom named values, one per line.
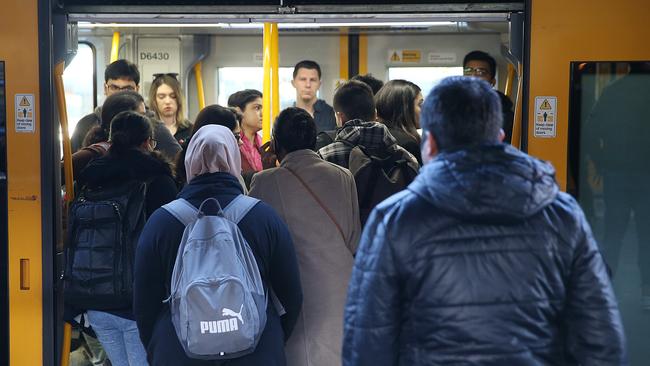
left=463, top=50, right=497, bottom=78
left=227, top=89, right=262, bottom=111
left=293, top=60, right=322, bottom=79
left=351, top=74, right=384, bottom=95
left=104, top=59, right=140, bottom=85
left=421, top=76, right=502, bottom=151
left=333, top=80, right=375, bottom=122
left=273, top=107, right=317, bottom=153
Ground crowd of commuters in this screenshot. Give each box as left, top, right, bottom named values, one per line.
left=64, top=51, right=627, bottom=366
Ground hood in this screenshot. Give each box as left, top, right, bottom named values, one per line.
left=79, top=149, right=173, bottom=187
left=336, top=119, right=397, bottom=152
left=410, top=144, right=558, bottom=222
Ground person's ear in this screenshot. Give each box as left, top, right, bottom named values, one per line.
left=498, top=128, right=505, bottom=142
left=135, top=85, right=140, bottom=92
left=489, top=77, right=496, bottom=87
left=291, top=79, right=296, bottom=88
left=421, top=130, right=439, bottom=164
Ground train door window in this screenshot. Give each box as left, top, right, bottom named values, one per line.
left=568, top=61, right=650, bottom=364
left=217, top=67, right=296, bottom=110
left=388, top=66, right=463, bottom=98
left=63, top=43, right=95, bottom=137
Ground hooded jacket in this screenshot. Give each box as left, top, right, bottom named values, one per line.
left=343, top=144, right=626, bottom=365
left=318, top=119, right=415, bottom=169
left=79, top=148, right=178, bottom=219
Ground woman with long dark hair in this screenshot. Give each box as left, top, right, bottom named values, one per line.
left=78, top=111, right=177, bottom=366
left=374, top=79, right=424, bottom=165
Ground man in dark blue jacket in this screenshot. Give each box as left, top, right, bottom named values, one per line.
left=343, top=76, right=627, bottom=365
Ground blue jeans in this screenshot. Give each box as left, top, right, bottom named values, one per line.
left=86, top=311, right=149, bottom=366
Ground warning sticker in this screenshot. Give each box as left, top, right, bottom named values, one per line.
left=388, top=49, right=422, bottom=63
left=534, top=96, right=557, bottom=138
left=15, top=94, right=35, bottom=133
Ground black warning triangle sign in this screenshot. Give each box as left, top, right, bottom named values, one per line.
left=540, top=99, right=552, bottom=110
left=391, top=51, right=401, bottom=62
left=19, top=96, right=31, bottom=107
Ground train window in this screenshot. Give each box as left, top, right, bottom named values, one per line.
left=568, top=61, right=650, bottom=364
left=388, top=66, right=463, bottom=97
left=63, top=43, right=95, bottom=136
left=217, top=67, right=297, bottom=110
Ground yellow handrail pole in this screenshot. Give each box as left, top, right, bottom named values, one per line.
left=504, top=63, right=516, bottom=98
left=359, top=34, right=368, bottom=75
left=193, top=62, right=206, bottom=110
left=262, top=23, right=273, bottom=143
left=271, top=23, right=280, bottom=125
left=510, top=62, right=524, bottom=149
left=110, top=31, right=120, bottom=63
left=54, top=61, right=74, bottom=366
left=339, top=32, right=349, bottom=81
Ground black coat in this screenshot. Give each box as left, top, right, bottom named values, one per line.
left=343, top=144, right=626, bottom=365
left=79, top=148, right=178, bottom=219
left=134, top=172, right=303, bottom=366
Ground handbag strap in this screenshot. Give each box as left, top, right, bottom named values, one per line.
left=282, top=166, right=347, bottom=243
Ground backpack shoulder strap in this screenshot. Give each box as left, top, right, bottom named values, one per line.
left=162, top=198, right=198, bottom=226
left=223, top=195, right=260, bottom=224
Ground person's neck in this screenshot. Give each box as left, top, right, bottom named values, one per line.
left=243, top=127, right=258, bottom=143
left=296, top=97, right=317, bottom=115
left=161, top=115, right=176, bottom=128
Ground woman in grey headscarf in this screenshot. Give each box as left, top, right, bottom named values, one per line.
left=134, top=124, right=303, bottom=366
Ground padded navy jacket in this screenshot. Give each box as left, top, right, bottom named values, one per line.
left=343, top=144, right=626, bottom=366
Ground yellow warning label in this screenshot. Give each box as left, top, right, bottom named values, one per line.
left=390, top=51, right=401, bottom=62
left=402, top=50, right=421, bottom=63
left=19, top=96, right=31, bottom=107
left=540, top=99, right=552, bottom=110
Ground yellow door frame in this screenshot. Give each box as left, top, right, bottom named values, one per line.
left=526, top=0, right=650, bottom=191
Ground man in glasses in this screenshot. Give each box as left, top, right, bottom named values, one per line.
left=463, top=51, right=515, bottom=143
left=69, top=59, right=180, bottom=160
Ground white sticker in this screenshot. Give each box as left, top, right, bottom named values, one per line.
left=534, top=96, right=557, bottom=138
left=427, top=52, right=457, bottom=64
left=15, top=94, right=35, bottom=133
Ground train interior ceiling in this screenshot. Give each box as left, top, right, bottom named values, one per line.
left=62, top=8, right=521, bottom=130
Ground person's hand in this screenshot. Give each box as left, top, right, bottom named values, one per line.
left=259, top=141, right=278, bottom=170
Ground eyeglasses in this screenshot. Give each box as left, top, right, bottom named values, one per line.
left=463, top=67, right=491, bottom=77
left=149, top=138, right=158, bottom=149
left=152, top=72, right=179, bottom=80
left=106, top=83, right=136, bottom=92
left=233, top=132, right=242, bottom=143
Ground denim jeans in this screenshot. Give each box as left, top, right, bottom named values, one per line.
left=86, top=310, right=148, bottom=366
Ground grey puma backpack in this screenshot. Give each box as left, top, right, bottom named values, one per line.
left=162, top=195, right=267, bottom=360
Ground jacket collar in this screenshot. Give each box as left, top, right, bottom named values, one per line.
left=179, top=172, right=243, bottom=202
left=409, top=144, right=558, bottom=222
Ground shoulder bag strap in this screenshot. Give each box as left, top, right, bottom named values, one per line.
left=283, top=166, right=347, bottom=243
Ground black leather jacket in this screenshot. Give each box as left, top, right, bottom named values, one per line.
left=343, top=144, right=626, bottom=366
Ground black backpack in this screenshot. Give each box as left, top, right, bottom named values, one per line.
left=348, top=144, right=419, bottom=226
left=64, top=179, right=149, bottom=310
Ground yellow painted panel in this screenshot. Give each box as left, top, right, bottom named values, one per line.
left=528, top=0, right=650, bottom=190
left=0, top=0, right=43, bottom=365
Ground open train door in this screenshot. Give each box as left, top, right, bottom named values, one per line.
left=526, top=1, right=650, bottom=363
left=3, top=1, right=529, bottom=365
